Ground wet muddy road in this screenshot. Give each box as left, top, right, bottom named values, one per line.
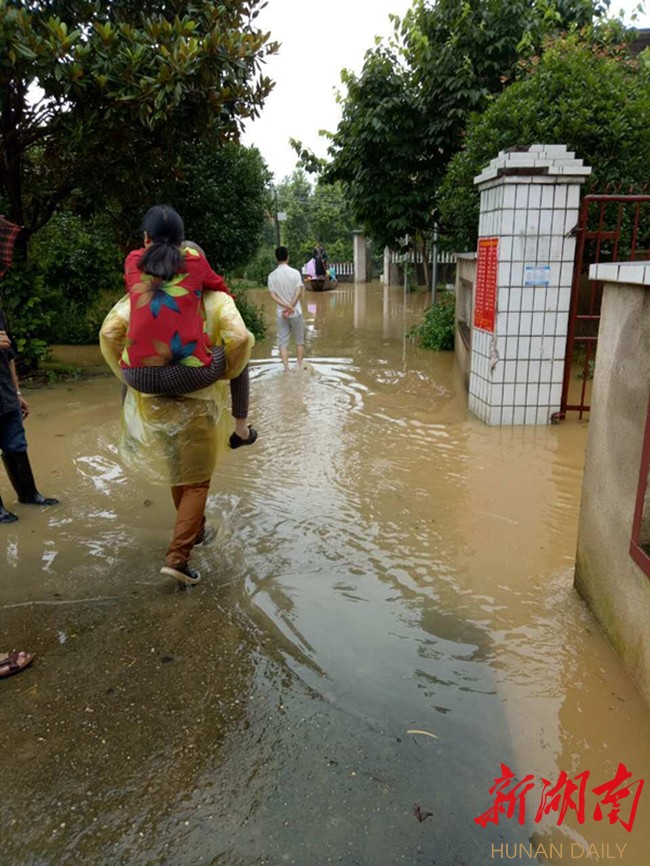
left=2, top=284, right=649, bottom=866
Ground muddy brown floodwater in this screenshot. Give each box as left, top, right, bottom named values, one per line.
left=1, top=283, right=649, bottom=866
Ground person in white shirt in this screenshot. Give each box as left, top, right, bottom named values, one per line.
left=267, top=246, right=305, bottom=372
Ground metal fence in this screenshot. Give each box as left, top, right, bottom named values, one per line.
left=558, top=191, right=650, bottom=419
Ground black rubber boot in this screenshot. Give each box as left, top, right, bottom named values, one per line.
left=0, top=495, right=18, bottom=523
left=1, top=452, right=59, bottom=506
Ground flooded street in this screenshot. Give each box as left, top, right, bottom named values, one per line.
left=2, top=282, right=649, bottom=866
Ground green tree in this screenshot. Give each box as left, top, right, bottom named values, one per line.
left=277, top=170, right=313, bottom=264
left=274, top=170, right=354, bottom=266
left=325, top=46, right=423, bottom=252
left=325, top=0, right=612, bottom=251
left=438, top=34, right=650, bottom=251
left=311, top=181, right=355, bottom=262
left=243, top=169, right=355, bottom=285
left=167, top=140, right=273, bottom=274
left=0, top=0, right=277, bottom=239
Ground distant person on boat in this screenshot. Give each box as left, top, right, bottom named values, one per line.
left=268, top=246, right=305, bottom=373
left=313, top=246, right=327, bottom=277
left=305, top=256, right=317, bottom=280
left=305, top=246, right=331, bottom=285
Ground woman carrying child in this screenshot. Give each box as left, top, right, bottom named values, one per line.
left=100, top=205, right=256, bottom=585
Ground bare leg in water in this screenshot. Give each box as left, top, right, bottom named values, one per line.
left=279, top=344, right=304, bottom=372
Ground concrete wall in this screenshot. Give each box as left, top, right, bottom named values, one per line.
left=455, top=253, right=476, bottom=389
left=575, top=262, right=650, bottom=704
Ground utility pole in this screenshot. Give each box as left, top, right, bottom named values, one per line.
left=404, top=234, right=409, bottom=295
left=274, top=187, right=281, bottom=246
left=431, top=222, right=439, bottom=306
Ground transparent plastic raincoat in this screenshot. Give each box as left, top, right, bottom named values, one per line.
left=100, top=291, right=254, bottom=487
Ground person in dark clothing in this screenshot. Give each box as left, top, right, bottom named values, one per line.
left=313, top=245, right=328, bottom=278
left=0, top=309, right=59, bottom=523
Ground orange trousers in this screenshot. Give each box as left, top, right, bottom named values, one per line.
left=166, top=480, right=210, bottom=568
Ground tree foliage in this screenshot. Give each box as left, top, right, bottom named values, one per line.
left=276, top=170, right=354, bottom=265
left=438, top=34, right=650, bottom=251
left=325, top=0, right=612, bottom=249
left=324, top=46, right=425, bottom=252
left=242, top=169, right=355, bottom=285
left=0, top=0, right=277, bottom=237
left=30, top=211, right=123, bottom=305
left=165, top=140, right=272, bottom=274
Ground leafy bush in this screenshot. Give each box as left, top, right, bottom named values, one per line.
left=242, top=247, right=278, bottom=287
left=30, top=212, right=123, bottom=303
left=410, top=291, right=456, bottom=351
left=29, top=212, right=124, bottom=344
left=232, top=289, right=267, bottom=342
left=0, top=264, right=52, bottom=369
left=229, top=277, right=265, bottom=291
left=41, top=363, right=84, bottom=385
left=48, top=292, right=124, bottom=345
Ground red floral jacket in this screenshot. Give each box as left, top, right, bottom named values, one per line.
left=120, top=246, right=230, bottom=369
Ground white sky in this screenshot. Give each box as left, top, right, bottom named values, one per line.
left=241, top=0, right=649, bottom=183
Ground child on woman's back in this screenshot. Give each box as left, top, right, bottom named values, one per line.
left=121, top=205, right=256, bottom=448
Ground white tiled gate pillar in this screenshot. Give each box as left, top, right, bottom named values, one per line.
left=468, top=145, right=591, bottom=425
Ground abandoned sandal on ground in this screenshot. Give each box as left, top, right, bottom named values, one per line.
left=160, top=563, right=202, bottom=586
left=229, top=426, right=258, bottom=449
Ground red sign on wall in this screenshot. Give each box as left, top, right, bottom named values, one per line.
left=474, top=237, right=499, bottom=333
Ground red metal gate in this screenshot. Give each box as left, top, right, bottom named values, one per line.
left=558, top=191, right=650, bottom=419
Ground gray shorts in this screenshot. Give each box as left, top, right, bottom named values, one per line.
left=277, top=314, right=305, bottom=348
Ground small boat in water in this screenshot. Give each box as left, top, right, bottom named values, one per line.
left=304, top=249, right=335, bottom=291
left=305, top=276, right=333, bottom=292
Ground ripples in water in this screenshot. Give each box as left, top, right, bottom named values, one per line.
left=3, top=287, right=649, bottom=866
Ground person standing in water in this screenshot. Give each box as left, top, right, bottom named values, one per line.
left=0, top=216, right=44, bottom=677
left=267, top=246, right=305, bottom=372
left=0, top=271, right=59, bottom=522
left=100, top=208, right=256, bottom=586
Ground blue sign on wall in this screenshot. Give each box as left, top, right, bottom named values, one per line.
left=524, top=264, right=551, bottom=287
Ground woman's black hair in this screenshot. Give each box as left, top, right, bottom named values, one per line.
left=138, top=205, right=184, bottom=282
